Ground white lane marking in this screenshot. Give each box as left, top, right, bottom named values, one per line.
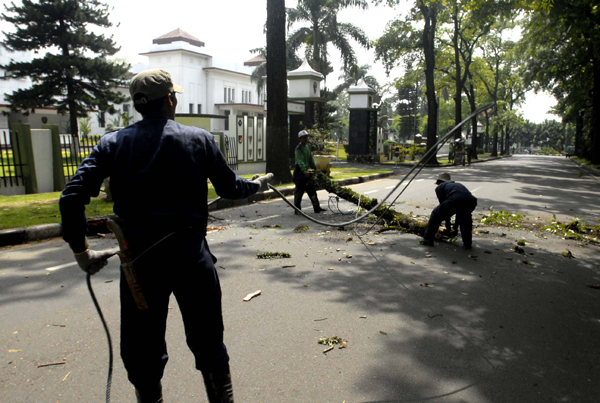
left=415, top=179, right=424, bottom=182
left=385, top=186, right=395, bottom=189
left=46, top=262, right=77, bottom=272
left=470, top=187, right=482, bottom=194
left=244, top=214, right=280, bottom=223
left=364, top=190, right=379, bottom=194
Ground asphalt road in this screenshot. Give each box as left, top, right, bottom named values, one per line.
left=1, top=155, right=599, bottom=402
left=344, top=155, right=600, bottom=226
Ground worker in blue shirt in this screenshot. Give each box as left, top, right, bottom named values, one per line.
left=421, top=172, right=477, bottom=249
left=60, top=69, right=271, bottom=403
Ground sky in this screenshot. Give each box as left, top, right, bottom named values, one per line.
left=0, top=0, right=558, bottom=123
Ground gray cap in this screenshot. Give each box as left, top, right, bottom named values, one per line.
left=436, top=172, right=451, bottom=184
left=298, top=130, right=309, bottom=138
left=130, top=69, right=183, bottom=105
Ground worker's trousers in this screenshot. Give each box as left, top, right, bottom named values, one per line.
left=119, top=227, right=229, bottom=390
left=293, top=167, right=321, bottom=212
left=424, top=199, right=477, bottom=246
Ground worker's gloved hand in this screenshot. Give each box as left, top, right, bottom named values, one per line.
left=74, top=248, right=119, bottom=275
left=252, top=173, right=274, bottom=192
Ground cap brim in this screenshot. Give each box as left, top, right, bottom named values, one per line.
left=173, top=84, right=183, bottom=93
left=436, top=180, right=444, bottom=184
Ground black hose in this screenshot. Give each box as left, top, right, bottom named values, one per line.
left=86, top=272, right=113, bottom=403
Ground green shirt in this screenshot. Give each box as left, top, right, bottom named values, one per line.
left=295, top=143, right=316, bottom=171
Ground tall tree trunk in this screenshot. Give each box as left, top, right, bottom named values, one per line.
left=592, top=56, right=600, bottom=164
left=505, top=125, right=511, bottom=155
left=466, top=81, right=478, bottom=159
left=266, top=0, right=292, bottom=183
left=420, top=2, right=439, bottom=164
left=575, top=109, right=584, bottom=157
left=484, top=111, right=490, bottom=153
left=491, top=120, right=498, bottom=157
left=452, top=1, right=462, bottom=135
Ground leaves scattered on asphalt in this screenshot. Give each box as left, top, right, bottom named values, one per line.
left=293, top=225, right=309, bottom=233
left=256, top=251, right=291, bottom=259
left=562, top=250, right=575, bottom=259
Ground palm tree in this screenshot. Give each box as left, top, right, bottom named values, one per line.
left=333, top=64, right=379, bottom=95
left=286, top=0, right=371, bottom=80
left=249, top=46, right=301, bottom=97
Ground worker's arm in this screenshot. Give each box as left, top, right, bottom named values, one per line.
left=59, top=143, right=110, bottom=253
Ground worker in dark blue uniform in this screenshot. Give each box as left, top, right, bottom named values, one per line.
left=60, top=69, right=271, bottom=403
left=421, top=172, right=477, bottom=249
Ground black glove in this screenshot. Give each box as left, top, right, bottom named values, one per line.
left=252, top=173, right=274, bottom=192
left=74, top=248, right=119, bottom=275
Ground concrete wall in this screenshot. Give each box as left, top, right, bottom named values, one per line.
left=30, top=129, right=54, bottom=193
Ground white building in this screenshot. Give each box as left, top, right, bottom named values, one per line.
left=91, top=28, right=266, bottom=137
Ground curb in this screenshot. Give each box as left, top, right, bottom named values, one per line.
left=570, top=159, right=600, bottom=178
left=0, top=172, right=396, bottom=248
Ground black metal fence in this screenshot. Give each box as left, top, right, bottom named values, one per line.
left=224, top=135, right=238, bottom=171
left=0, top=129, right=26, bottom=188
left=60, top=134, right=102, bottom=183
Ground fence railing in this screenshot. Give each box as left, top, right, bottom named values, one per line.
left=0, top=129, right=26, bottom=188
left=60, top=134, right=102, bottom=183
left=224, top=135, right=238, bottom=171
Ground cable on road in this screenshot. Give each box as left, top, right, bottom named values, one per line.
left=266, top=102, right=496, bottom=230
left=87, top=102, right=495, bottom=402
left=86, top=272, right=113, bottom=403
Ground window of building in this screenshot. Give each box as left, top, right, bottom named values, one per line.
left=242, top=112, right=248, bottom=116
left=249, top=93, right=252, bottom=104
left=224, top=110, right=230, bottom=130
left=232, top=89, right=235, bottom=103
left=189, top=104, right=194, bottom=114
left=197, top=104, right=202, bottom=114
left=224, top=88, right=227, bottom=103
left=98, top=111, right=106, bottom=128
left=228, top=88, right=231, bottom=103
left=122, top=104, right=130, bottom=114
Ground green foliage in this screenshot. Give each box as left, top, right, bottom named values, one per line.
left=256, top=251, right=291, bottom=259
left=318, top=335, right=343, bottom=347
left=294, top=225, right=310, bottom=233
left=480, top=207, right=524, bottom=228
left=1, top=0, right=130, bottom=136
left=286, top=0, right=370, bottom=77
left=540, top=215, right=599, bottom=243
left=537, top=147, right=560, bottom=155
left=383, top=140, right=399, bottom=156
left=307, top=125, right=333, bottom=155
left=78, top=117, right=92, bottom=138
left=311, top=171, right=427, bottom=235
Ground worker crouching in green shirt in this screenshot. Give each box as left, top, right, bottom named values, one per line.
left=293, top=130, right=325, bottom=214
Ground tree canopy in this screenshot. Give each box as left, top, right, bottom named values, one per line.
left=1, top=0, right=129, bottom=136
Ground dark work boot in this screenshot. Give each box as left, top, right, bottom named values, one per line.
left=202, top=366, right=234, bottom=403
left=309, top=194, right=325, bottom=213
left=135, top=382, right=163, bottom=403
